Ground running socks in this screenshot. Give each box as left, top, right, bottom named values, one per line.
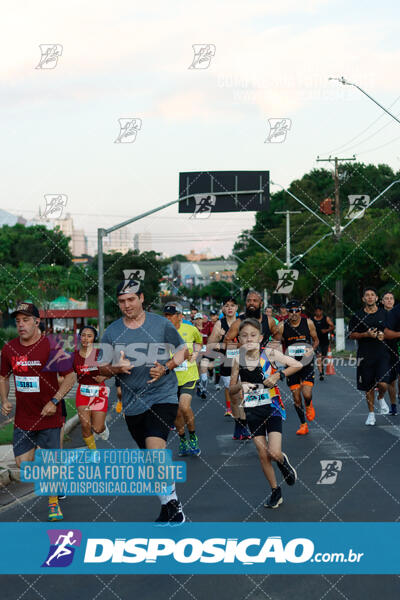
left=200, top=373, right=208, bottom=390
left=159, top=484, right=178, bottom=505
left=294, top=405, right=306, bottom=424
left=83, top=434, right=96, bottom=450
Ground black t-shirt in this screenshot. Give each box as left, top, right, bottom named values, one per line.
left=348, top=307, right=388, bottom=359
left=312, top=315, right=330, bottom=345
left=384, top=306, right=400, bottom=362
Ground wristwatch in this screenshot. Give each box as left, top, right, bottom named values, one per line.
left=164, top=367, right=171, bottom=376
left=50, top=397, right=60, bottom=406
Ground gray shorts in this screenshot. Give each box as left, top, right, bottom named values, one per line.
left=13, top=426, right=61, bottom=458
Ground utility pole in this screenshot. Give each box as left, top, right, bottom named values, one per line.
left=316, top=155, right=356, bottom=351
left=274, top=210, right=301, bottom=267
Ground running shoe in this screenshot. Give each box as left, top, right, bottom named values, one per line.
left=305, top=401, right=316, bottom=421
left=98, top=423, right=110, bottom=441
left=48, top=502, right=63, bottom=521
left=264, top=486, right=283, bottom=509
left=215, top=384, right=221, bottom=391
left=178, top=438, right=190, bottom=457
left=365, top=412, right=376, bottom=426
left=277, top=453, right=297, bottom=486
left=390, top=404, right=397, bottom=416
left=319, top=374, right=324, bottom=381
left=155, top=499, right=185, bottom=524
left=378, top=399, right=390, bottom=415
left=296, top=423, right=309, bottom=435
left=189, top=434, right=201, bottom=456
left=200, top=391, right=207, bottom=400
left=239, top=424, right=252, bottom=440
left=224, top=409, right=233, bottom=417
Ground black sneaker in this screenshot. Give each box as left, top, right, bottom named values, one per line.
left=200, top=391, right=207, bottom=400
left=155, top=499, right=185, bottom=524
left=390, top=404, right=398, bottom=416
left=264, top=486, right=283, bottom=509
left=277, top=453, right=297, bottom=486
left=319, top=373, right=324, bottom=381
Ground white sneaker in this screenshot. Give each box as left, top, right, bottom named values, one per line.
left=98, top=423, right=110, bottom=441
left=215, top=384, right=221, bottom=391
left=365, top=412, right=376, bottom=426
left=378, top=399, right=390, bottom=415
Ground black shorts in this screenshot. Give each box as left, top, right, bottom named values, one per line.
left=286, top=363, right=315, bottom=390
left=316, top=343, right=329, bottom=357
left=178, top=380, right=197, bottom=398
left=245, top=405, right=282, bottom=437
left=220, top=364, right=232, bottom=377
left=357, top=355, right=392, bottom=391
left=13, top=426, right=61, bottom=458
left=125, top=403, right=178, bottom=449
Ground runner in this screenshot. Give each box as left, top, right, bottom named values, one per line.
left=311, top=306, right=334, bottom=381
left=230, top=319, right=301, bottom=508
left=0, top=302, right=76, bottom=521
left=73, top=326, right=110, bottom=450
left=207, top=296, right=239, bottom=417
left=98, top=280, right=187, bottom=523
left=265, top=306, right=279, bottom=341
left=383, top=291, right=400, bottom=416
left=277, top=304, right=289, bottom=322
left=224, top=290, right=281, bottom=439
left=193, top=312, right=214, bottom=399
left=163, top=302, right=202, bottom=456
left=349, top=287, right=390, bottom=425
left=278, top=299, right=319, bottom=435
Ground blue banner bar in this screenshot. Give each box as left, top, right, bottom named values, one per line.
left=0, top=523, right=398, bottom=574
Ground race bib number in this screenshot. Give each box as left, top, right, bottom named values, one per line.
left=79, top=385, right=100, bottom=397
left=288, top=345, right=306, bottom=357
left=243, top=388, right=273, bottom=408
left=201, top=345, right=207, bottom=353
left=226, top=348, right=239, bottom=359
left=15, top=376, right=40, bottom=393
left=174, top=361, right=188, bottom=372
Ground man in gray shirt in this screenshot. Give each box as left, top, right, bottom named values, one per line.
left=99, top=280, right=187, bottom=523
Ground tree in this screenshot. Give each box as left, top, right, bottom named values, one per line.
left=0, top=224, right=71, bottom=267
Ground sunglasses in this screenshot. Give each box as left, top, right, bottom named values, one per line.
left=288, top=308, right=301, bottom=313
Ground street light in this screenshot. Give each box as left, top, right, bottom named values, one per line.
left=329, top=76, right=400, bottom=125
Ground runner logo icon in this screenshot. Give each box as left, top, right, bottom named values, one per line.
left=42, top=529, right=82, bottom=567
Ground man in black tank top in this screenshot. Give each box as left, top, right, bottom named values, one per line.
left=278, top=299, right=319, bottom=436
left=312, top=306, right=334, bottom=381
left=207, top=296, right=238, bottom=418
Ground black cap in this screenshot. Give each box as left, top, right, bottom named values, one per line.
left=210, top=309, right=218, bottom=315
left=163, top=303, right=183, bottom=315
left=286, top=299, right=301, bottom=309
left=116, top=280, right=142, bottom=297
left=11, top=302, right=40, bottom=318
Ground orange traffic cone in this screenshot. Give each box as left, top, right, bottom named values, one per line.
left=325, top=344, right=336, bottom=375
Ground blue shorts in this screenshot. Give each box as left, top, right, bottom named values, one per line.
left=13, top=426, right=61, bottom=458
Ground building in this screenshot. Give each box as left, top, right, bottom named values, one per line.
left=134, top=231, right=153, bottom=252
left=52, top=213, right=88, bottom=257
left=104, top=226, right=132, bottom=254
left=40, top=296, right=98, bottom=332
left=185, top=249, right=214, bottom=262
left=168, top=260, right=237, bottom=289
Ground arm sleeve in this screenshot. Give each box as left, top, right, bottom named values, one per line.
left=0, top=345, right=12, bottom=377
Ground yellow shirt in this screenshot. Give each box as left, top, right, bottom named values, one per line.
left=174, top=322, right=203, bottom=385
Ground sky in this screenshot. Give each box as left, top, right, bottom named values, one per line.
left=1, top=0, right=400, bottom=258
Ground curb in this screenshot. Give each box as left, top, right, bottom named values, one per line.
left=0, top=413, right=80, bottom=488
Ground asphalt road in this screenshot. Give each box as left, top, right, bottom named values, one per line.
left=1, top=364, right=400, bottom=599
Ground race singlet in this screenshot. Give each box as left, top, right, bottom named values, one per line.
left=15, top=376, right=40, bottom=393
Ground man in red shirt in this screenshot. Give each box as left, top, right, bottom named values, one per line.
left=193, top=312, right=215, bottom=399
left=0, top=302, right=76, bottom=521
